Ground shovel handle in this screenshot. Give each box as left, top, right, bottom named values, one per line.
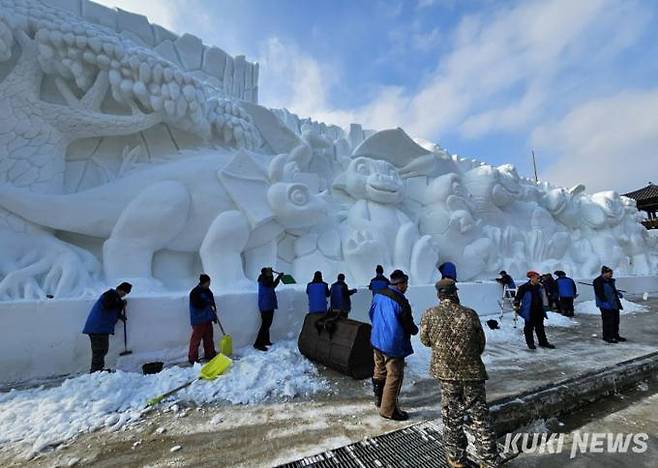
left=147, top=379, right=197, bottom=407
left=216, top=318, right=226, bottom=336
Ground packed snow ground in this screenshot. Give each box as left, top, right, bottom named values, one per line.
left=0, top=341, right=327, bottom=458
left=0, top=299, right=650, bottom=460
left=407, top=310, right=579, bottom=379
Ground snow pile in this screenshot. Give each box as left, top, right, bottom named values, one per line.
left=0, top=341, right=327, bottom=458
left=575, top=299, right=649, bottom=315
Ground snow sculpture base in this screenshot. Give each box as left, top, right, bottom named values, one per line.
left=1, top=276, right=656, bottom=386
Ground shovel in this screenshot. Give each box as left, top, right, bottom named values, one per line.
left=273, top=270, right=296, bottom=284
left=216, top=317, right=233, bottom=357
left=119, top=305, right=132, bottom=357
left=146, top=353, right=232, bottom=407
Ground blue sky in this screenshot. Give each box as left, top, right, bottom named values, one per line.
left=97, top=0, right=658, bottom=193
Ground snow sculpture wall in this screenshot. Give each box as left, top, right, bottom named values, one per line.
left=0, top=0, right=656, bottom=301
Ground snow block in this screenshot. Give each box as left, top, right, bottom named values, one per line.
left=154, top=40, right=182, bottom=66
left=203, top=46, right=229, bottom=81
left=152, top=24, right=178, bottom=44
left=174, top=33, right=204, bottom=70
left=233, top=55, right=246, bottom=99
left=81, top=0, right=117, bottom=30
left=45, top=0, right=82, bottom=15
left=116, top=8, right=154, bottom=46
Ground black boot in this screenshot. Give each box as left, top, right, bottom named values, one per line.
left=372, top=378, right=385, bottom=408
left=381, top=408, right=409, bottom=421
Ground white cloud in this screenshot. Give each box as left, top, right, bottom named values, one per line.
left=360, top=0, right=648, bottom=139
left=535, top=90, right=658, bottom=193
left=256, top=38, right=357, bottom=127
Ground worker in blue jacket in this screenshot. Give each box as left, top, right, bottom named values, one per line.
left=306, top=271, right=330, bottom=314
left=555, top=270, right=577, bottom=317
left=330, top=273, right=357, bottom=317
left=438, top=261, right=457, bottom=281
left=254, top=267, right=284, bottom=351
left=368, top=265, right=390, bottom=296
left=369, top=269, right=418, bottom=421
left=188, top=274, right=218, bottom=364
left=514, top=271, right=555, bottom=350
left=82, top=282, right=132, bottom=373
left=593, top=266, right=625, bottom=343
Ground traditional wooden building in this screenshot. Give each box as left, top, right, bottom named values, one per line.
left=624, top=182, right=658, bottom=229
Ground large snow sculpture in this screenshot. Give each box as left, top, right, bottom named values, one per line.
left=0, top=0, right=655, bottom=300
left=0, top=150, right=327, bottom=290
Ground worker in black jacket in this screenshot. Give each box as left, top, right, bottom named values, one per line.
left=82, top=282, right=132, bottom=372
left=514, top=271, right=555, bottom=350
left=593, top=266, right=625, bottom=343
left=368, top=265, right=390, bottom=296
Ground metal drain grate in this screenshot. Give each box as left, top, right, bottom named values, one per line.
left=276, top=421, right=478, bottom=468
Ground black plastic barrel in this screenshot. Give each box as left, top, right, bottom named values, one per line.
left=142, top=361, right=164, bottom=375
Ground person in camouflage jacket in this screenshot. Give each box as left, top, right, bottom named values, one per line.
left=420, top=279, right=500, bottom=468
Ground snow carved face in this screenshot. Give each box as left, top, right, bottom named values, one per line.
left=267, top=182, right=327, bottom=229
left=542, top=188, right=569, bottom=215
left=341, top=157, right=405, bottom=204
left=591, top=191, right=624, bottom=226
left=425, top=173, right=467, bottom=205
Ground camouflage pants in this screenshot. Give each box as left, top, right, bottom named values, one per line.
left=440, top=379, right=500, bottom=468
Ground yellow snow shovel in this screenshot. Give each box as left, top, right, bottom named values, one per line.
left=216, top=318, right=233, bottom=357
left=146, top=353, right=232, bottom=407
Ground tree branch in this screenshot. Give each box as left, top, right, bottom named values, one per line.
left=80, top=70, right=109, bottom=111
left=48, top=102, right=162, bottom=140
left=4, top=30, right=43, bottom=98
left=54, top=77, right=82, bottom=108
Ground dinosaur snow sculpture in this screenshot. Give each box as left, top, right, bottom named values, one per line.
left=0, top=150, right=327, bottom=290
left=0, top=0, right=267, bottom=298
left=332, top=157, right=438, bottom=284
